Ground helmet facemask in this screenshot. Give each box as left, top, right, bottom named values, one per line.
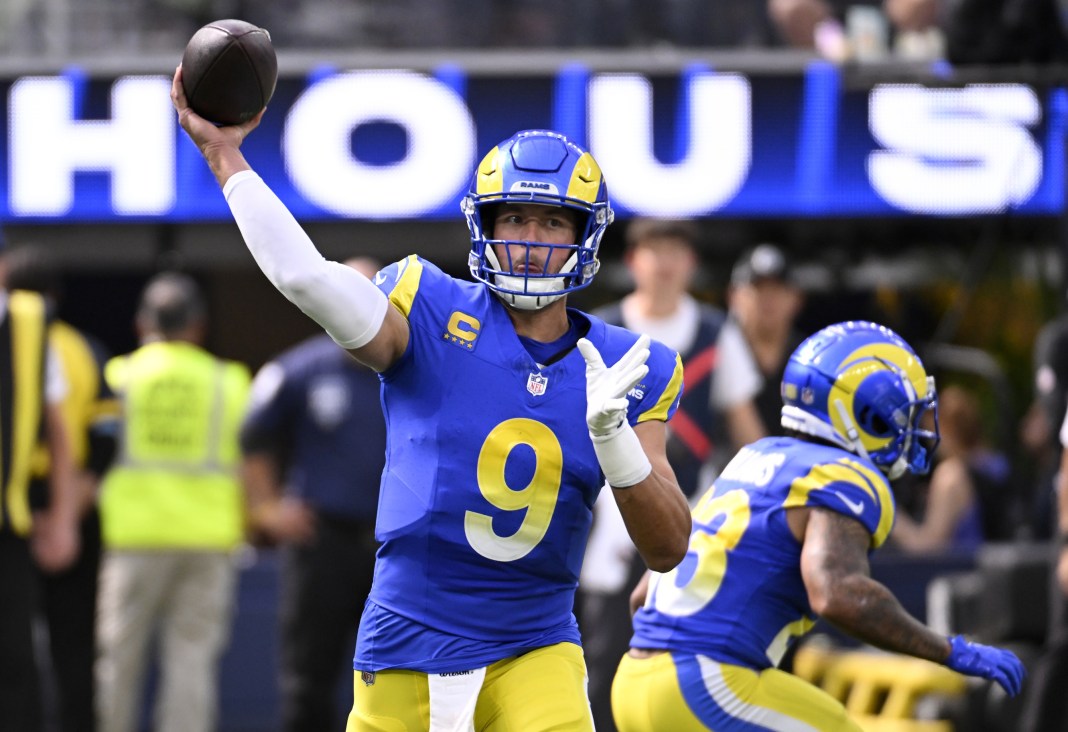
left=466, top=199, right=608, bottom=310
left=830, top=368, right=940, bottom=479
left=779, top=321, right=940, bottom=479
left=463, top=130, right=613, bottom=311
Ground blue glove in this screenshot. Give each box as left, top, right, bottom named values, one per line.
left=945, top=635, right=1026, bottom=696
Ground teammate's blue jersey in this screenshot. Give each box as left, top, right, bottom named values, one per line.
left=355, top=256, right=684, bottom=673
left=631, top=436, right=896, bottom=670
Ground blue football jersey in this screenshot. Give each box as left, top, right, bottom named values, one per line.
left=355, top=256, right=683, bottom=673
left=630, top=436, right=896, bottom=670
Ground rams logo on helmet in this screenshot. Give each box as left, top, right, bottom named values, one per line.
left=780, top=321, right=939, bottom=479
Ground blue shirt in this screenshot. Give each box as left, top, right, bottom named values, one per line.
left=631, top=436, right=896, bottom=670
left=354, top=256, right=685, bottom=673
left=241, top=333, right=386, bottom=522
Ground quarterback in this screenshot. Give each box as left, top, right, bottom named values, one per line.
left=171, top=69, right=692, bottom=731
left=612, top=321, right=1025, bottom=731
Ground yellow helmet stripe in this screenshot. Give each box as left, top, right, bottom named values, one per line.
left=566, top=152, right=603, bottom=203
left=474, top=146, right=504, bottom=196
left=829, top=343, right=928, bottom=454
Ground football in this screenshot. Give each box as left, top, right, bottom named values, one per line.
left=180, top=19, right=277, bottom=126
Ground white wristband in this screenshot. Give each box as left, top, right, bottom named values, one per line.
left=223, top=170, right=388, bottom=349
left=591, top=423, right=653, bottom=488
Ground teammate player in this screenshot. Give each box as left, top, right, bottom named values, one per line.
left=611, top=321, right=1025, bottom=731
left=171, top=71, right=692, bottom=730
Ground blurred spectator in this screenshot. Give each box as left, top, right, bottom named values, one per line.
left=579, top=218, right=764, bottom=731
left=240, top=257, right=386, bottom=732
left=1018, top=308, right=1068, bottom=732
left=726, top=243, right=806, bottom=436
left=257, top=0, right=779, bottom=49
left=598, top=218, right=766, bottom=491
left=603, top=0, right=776, bottom=47
left=769, top=0, right=841, bottom=50
left=247, top=0, right=398, bottom=50
left=890, top=384, right=1015, bottom=554
left=768, top=0, right=864, bottom=59
left=942, top=0, right=1068, bottom=65
left=488, top=1, right=573, bottom=47
left=95, top=272, right=250, bottom=732
left=883, top=0, right=940, bottom=32
left=1024, top=308, right=1068, bottom=538
left=6, top=247, right=119, bottom=732
left=1018, top=400, right=1068, bottom=732
left=0, top=239, right=79, bottom=732
left=2, top=0, right=815, bottom=52
left=768, top=0, right=943, bottom=61
left=770, top=0, right=1068, bottom=64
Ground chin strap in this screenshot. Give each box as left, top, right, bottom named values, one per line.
left=482, top=239, right=595, bottom=311
left=832, top=398, right=871, bottom=462
left=492, top=285, right=563, bottom=311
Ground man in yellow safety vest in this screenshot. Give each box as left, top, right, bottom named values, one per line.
left=95, top=271, right=250, bottom=732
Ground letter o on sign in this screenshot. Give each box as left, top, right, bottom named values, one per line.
left=283, top=70, right=477, bottom=218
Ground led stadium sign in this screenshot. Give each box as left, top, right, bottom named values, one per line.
left=2, top=64, right=1064, bottom=222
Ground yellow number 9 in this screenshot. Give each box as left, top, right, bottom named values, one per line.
left=651, top=489, right=750, bottom=616
left=465, top=418, right=563, bottom=562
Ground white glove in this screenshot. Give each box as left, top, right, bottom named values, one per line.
left=577, top=335, right=653, bottom=488
left=577, top=334, right=650, bottom=437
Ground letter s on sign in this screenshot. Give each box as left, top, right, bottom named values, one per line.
left=868, top=84, right=1041, bottom=215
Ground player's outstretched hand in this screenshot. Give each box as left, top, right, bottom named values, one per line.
left=171, top=65, right=263, bottom=156
left=577, top=334, right=650, bottom=438
left=945, top=634, right=1026, bottom=696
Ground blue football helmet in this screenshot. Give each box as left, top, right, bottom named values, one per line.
left=780, top=321, right=939, bottom=479
left=463, top=129, right=614, bottom=310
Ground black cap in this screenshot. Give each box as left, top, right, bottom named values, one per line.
left=731, top=243, right=792, bottom=286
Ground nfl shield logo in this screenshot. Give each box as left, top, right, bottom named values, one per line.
left=527, top=372, right=548, bottom=396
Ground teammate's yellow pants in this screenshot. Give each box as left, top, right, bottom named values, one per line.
left=612, top=650, right=863, bottom=732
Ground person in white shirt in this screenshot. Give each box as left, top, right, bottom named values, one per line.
left=579, top=218, right=764, bottom=731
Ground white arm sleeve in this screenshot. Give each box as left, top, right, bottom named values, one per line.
left=223, top=170, right=388, bottom=349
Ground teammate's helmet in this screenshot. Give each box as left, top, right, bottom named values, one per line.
left=780, top=321, right=939, bottom=479
left=463, top=129, right=614, bottom=310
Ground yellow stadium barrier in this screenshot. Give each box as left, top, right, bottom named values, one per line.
left=792, top=640, right=968, bottom=732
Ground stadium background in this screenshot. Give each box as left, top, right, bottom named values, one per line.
left=2, top=3, right=1065, bottom=728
